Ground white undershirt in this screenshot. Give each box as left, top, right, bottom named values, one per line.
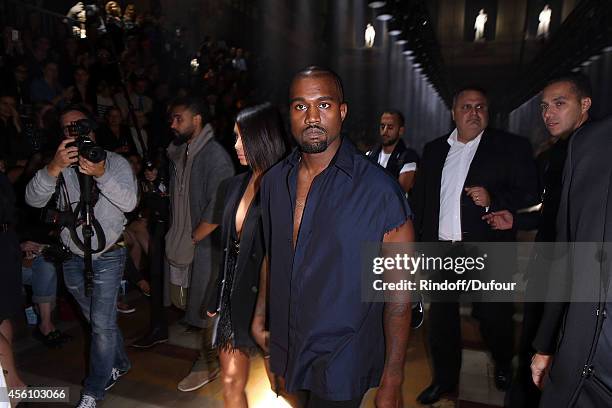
left=438, top=129, right=483, bottom=241
left=377, top=151, right=417, bottom=173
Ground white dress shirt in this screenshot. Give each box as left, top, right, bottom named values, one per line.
left=438, top=129, right=483, bottom=241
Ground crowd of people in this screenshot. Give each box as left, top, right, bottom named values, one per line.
left=0, top=3, right=261, bottom=407
left=1, top=3, right=611, bottom=408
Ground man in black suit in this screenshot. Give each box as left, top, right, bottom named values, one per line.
left=504, top=73, right=593, bottom=408
left=530, top=116, right=612, bottom=407
left=412, top=87, right=539, bottom=404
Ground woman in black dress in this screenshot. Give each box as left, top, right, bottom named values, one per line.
left=207, top=103, right=289, bottom=407
left=0, top=172, right=26, bottom=397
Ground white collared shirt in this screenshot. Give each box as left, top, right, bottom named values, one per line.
left=438, top=128, right=483, bottom=241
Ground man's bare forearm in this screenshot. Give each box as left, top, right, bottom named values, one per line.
left=381, top=301, right=411, bottom=385
left=379, top=220, right=414, bottom=385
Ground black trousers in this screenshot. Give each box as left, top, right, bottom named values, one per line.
left=305, top=392, right=364, bottom=408
left=505, top=301, right=544, bottom=408
left=148, top=218, right=167, bottom=332
left=429, top=300, right=515, bottom=388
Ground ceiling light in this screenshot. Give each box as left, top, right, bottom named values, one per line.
left=388, top=19, right=402, bottom=36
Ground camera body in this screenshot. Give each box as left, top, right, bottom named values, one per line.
left=41, top=242, right=72, bottom=264
left=65, top=119, right=107, bottom=163
left=41, top=207, right=75, bottom=227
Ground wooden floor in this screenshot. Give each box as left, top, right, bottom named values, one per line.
left=13, top=294, right=505, bottom=407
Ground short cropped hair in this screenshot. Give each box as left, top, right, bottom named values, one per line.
left=292, top=66, right=345, bottom=102
left=545, top=72, right=592, bottom=99
left=169, top=96, right=210, bottom=124
left=381, top=109, right=405, bottom=127
left=452, top=86, right=489, bottom=108
left=236, top=102, right=290, bottom=173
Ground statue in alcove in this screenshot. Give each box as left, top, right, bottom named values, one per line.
left=474, top=8, right=488, bottom=42
left=365, top=23, right=375, bottom=48
left=537, top=4, right=552, bottom=39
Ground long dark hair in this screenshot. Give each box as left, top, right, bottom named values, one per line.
left=236, top=102, right=290, bottom=173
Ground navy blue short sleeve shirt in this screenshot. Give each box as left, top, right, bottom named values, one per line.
left=260, top=138, right=412, bottom=400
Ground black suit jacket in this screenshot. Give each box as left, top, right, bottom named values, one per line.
left=412, top=128, right=539, bottom=242
left=534, top=116, right=612, bottom=407
left=208, top=172, right=264, bottom=348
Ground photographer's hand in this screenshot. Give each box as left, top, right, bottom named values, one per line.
left=79, top=157, right=106, bottom=178
left=47, top=138, right=78, bottom=177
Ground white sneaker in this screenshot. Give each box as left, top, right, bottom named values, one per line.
left=105, top=367, right=128, bottom=390
left=76, top=394, right=96, bottom=408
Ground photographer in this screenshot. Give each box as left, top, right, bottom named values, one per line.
left=25, top=104, right=137, bottom=408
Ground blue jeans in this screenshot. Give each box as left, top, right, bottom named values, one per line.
left=22, top=256, right=57, bottom=304
left=63, top=248, right=130, bottom=400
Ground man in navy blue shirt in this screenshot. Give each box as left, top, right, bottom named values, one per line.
left=259, top=66, right=414, bottom=407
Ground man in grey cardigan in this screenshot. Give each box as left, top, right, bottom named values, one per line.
left=164, top=97, right=234, bottom=392
left=25, top=105, right=138, bottom=408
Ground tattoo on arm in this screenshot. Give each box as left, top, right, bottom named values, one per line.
left=382, top=301, right=411, bottom=381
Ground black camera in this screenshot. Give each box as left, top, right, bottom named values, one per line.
left=41, top=243, right=72, bottom=264
left=66, top=119, right=107, bottom=163
left=41, top=207, right=75, bottom=227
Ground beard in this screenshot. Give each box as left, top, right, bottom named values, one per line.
left=299, top=139, right=329, bottom=153
left=172, top=133, right=189, bottom=146
left=297, top=125, right=330, bottom=154
left=382, top=135, right=400, bottom=147
left=171, top=127, right=194, bottom=146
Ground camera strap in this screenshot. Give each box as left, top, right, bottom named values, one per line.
left=68, top=213, right=106, bottom=254
left=55, top=170, right=106, bottom=254
left=45, top=173, right=64, bottom=211
left=76, top=172, right=101, bottom=207
left=58, top=173, right=72, bottom=210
